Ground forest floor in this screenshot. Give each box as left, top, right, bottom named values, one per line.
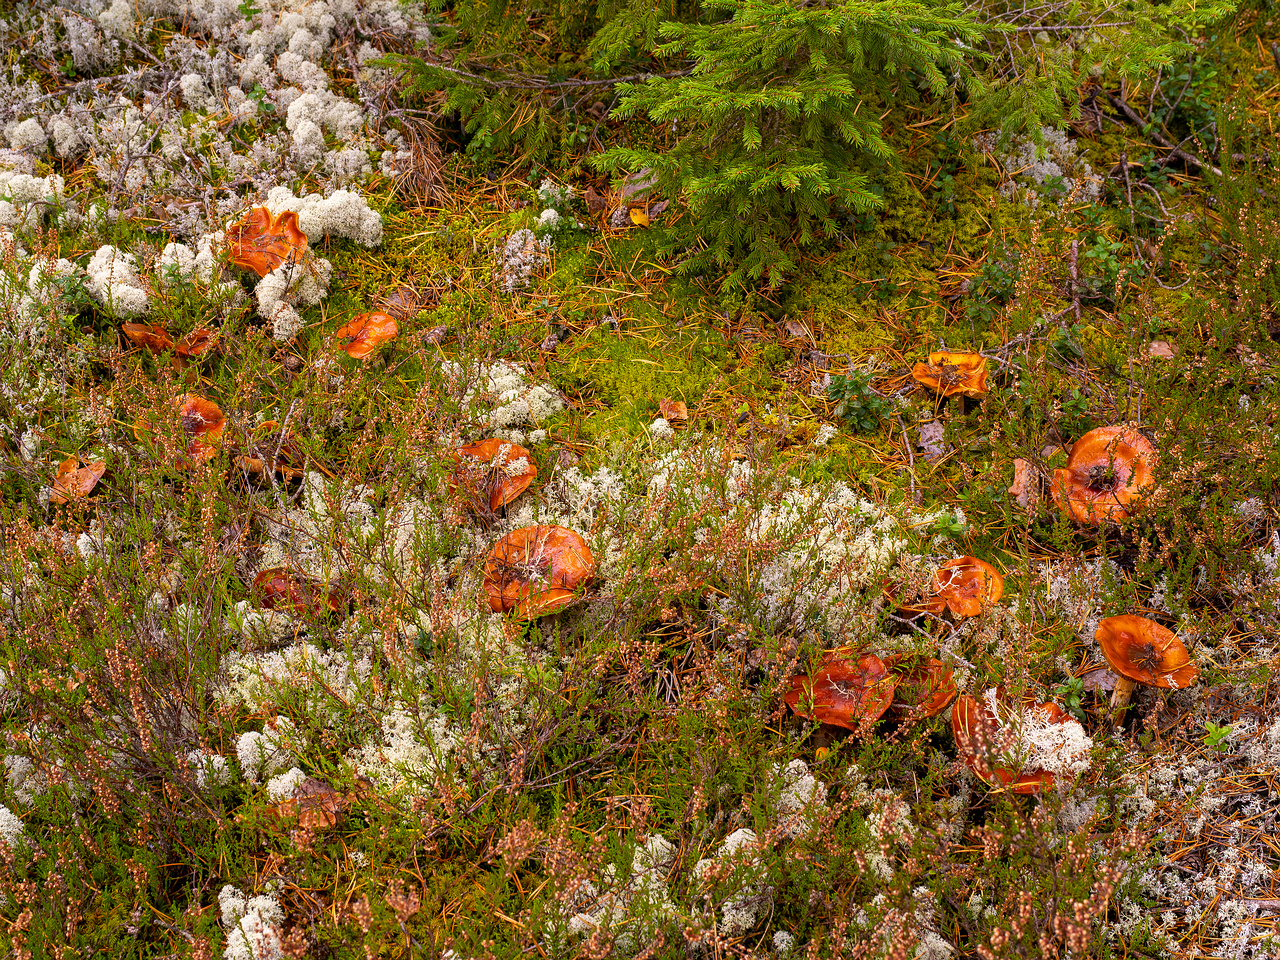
left=2, top=2, right=1280, bottom=959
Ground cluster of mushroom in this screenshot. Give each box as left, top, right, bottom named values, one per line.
left=784, top=556, right=1001, bottom=748
left=450, top=438, right=596, bottom=620
left=909, top=351, right=1159, bottom=525
left=117, top=207, right=399, bottom=371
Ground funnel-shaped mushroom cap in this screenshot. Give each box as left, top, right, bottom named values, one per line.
left=335, top=311, right=399, bottom=360
left=784, top=652, right=896, bottom=732
left=177, top=394, right=225, bottom=457
left=452, top=439, right=537, bottom=512
left=911, top=557, right=1004, bottom=618
left=951, top=694, right=1075, bottom=795
left=50, top=457, right=107, bottom=504
left=1051, top=426, right=1156, bottom=523
left=1095, top=615, right=1198, bottom=689
left=886, top=656, right=957, bottom=721
left=484, top=525, right=595, bottom=620
left=912, top=352, right=988, bottom=398
left=227, top=207, right=308, bottom=277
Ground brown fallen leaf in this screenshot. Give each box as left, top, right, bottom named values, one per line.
left=647, top=199, right=670, bottom=220
left=620, top=168, right=657, bottom=203
left=659, top=398, right=688, bottom=425
left=267, top=776, right=346, bottom=831
left=1080, top=667, right=1117, bottom=693
left=584, top=186, right=609, bottom=216
left=421, top=324, right=449, bottom=346
left=782, top=318, right=813, bottom=342
left=1147, top=341, right=1177, bottom=358
left=1008, top=457, right=1041, bottom=509
left=379, top=285, right=420, bottom=321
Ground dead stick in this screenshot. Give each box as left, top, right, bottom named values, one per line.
left=1105, top=91, right=1222, bottom=178
left=896, top=413, right=920, bottom=505
left=1069, top=239, right=1081, bottom=322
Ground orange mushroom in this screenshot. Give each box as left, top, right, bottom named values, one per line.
left=1050, top=425, right=1156, bottom=524
left=784, top=651, right=897, bottom=733
left=951, top=694, right=1076, bottom=795
left=253, top=567, right=346, bottom=618
left=227, top=207, right=308, bottom=277
left=135, top=394, right=225, bottom=465
left=903, top=557, right=1004, bottom=618
left=1095, top=614, right=1198, bottom=713
left=122, top=323, right=175, bottom=353
left=50, top=457, right=107, bottom=504
left=659, top=398, right=689, bottom=427
left=176, top=328, right=214, bottom=360
left=483, top=525, right=595, bottom=620
left=335, top=311, right=398, bottom=360
left=885, top=656, right=957, bottom=722
left=236, top=420, right=307, bottom=483
left=451, top=439, right=536, bottom=513
left=912, top=352, right=988, bottom=398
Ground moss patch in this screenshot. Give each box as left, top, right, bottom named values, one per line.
left=547, top=317, right=736, bottom=442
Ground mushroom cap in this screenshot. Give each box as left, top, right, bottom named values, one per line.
left=1050, top=425, right=1157, bottom=524
left=1094, top=615, right=1198, bottom=689
left=136, top=394, right=225, bottom=464
left=951, top=694, right=1067, bottom=795
left=50, top=457, right=106, bottom=504
left=335, top=311, right=399, bottom=360
left=905, top=557, right=1004, bottom=618
left=253, top=567, right=346, bottom=617
left=177, top=394, right=226, bottom=458
left=176, top=328, right=214, bottom=359
left=451, top=439, right=537, bottom=512
left=227, top=207, right=308, bottom=277
left=784, top=651, right=897, bottom=732
left=885, top=656, right=957, bottom=721
left=912, top=351, right=988, bottom=398
left=483, top=525, right=596, bottom=620
left=236, top=420, right=306, bottom=483
left=122, top=322, right=174, bottom=353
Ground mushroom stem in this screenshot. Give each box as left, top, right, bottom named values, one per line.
left=1110, top=676, right=1138, bottom=714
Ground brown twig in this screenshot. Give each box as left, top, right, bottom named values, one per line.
left=1105, top=90, right=1222, bottom=177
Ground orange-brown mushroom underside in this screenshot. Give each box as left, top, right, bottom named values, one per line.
left=1051, top=425, right=1156, bottom=523
left=1094, top=614, right=1198, bottom=689
left=483, top=525, right=595, bottom=620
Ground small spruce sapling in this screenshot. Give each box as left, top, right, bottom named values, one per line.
left=593, top=0, right=985, bottom=289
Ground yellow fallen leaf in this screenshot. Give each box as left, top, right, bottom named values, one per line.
left=629, top=207, right=649, bottom=227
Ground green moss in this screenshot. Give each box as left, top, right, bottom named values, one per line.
left=547, top=318, right=733, bottom=442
